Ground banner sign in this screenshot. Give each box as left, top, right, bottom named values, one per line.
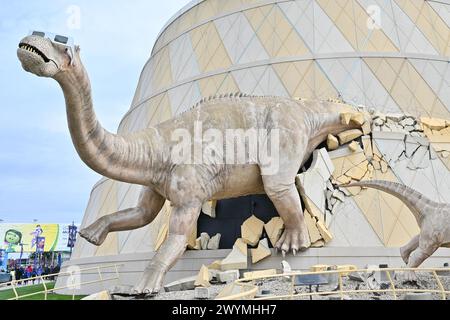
left=0, top=224, right=80, bottom=253
left=67, top=224, right=77, bottom=248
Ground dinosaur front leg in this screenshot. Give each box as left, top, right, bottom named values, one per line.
left=132, top=205, right=201, bottom=295
left=400, top=235, right=420, bottom=264
left=263, top=179, right=311, bottom=255
left=79, top=187, right=165, bottom=246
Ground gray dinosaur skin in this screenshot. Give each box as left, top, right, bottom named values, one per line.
left=17, top=34, right=364, bottom=295
left=346, top=180, right=450, bottom=280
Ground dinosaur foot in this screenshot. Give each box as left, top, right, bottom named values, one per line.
left=275, top=227, right=311, bottom=257
left=132, top=265, right=166, bottom=296
left=402, top=271, right=419, bottom=284
left=79, top=217, right=110, bottom=246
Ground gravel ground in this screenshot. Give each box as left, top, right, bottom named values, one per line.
left=112, top=272, right=450, bottom=300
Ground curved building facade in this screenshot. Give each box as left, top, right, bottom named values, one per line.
left=68, top=0, right=450, bottom=272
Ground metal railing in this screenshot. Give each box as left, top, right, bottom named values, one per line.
left=0, top=264, right=124, bottom=300
left=216, top=267, right=450, bottom=300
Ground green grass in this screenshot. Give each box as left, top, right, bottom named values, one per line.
left=0, top=282, right=86, bottom=300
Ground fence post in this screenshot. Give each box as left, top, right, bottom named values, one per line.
left=41, top=276, right=48, bottom=300
left=338, top=272, right=344, bottom=300
left=11, top=280, right=19, bottom=301
left=432, top=271, right=446, bottom=301
left=385, top=270, right=397, bottom=300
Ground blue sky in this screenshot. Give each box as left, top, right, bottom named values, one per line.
left=0, top=0, right=190, bottom=223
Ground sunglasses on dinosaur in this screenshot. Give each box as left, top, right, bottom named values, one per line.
left=29, top=30, right=75, bottom=64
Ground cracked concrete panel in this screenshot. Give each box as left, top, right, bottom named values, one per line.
left=297, top=148, right=335, bottom=219
left=351, top=168, right=419, bottom=247
left=329, top=137, right=420, bottom=247
left=375, top=138, right=450, bottom=203
left=421, top=118, right=450, bottom=171
left=327, top=198, right=384, bottom=247
left=304, top=210, right=322, bottom=244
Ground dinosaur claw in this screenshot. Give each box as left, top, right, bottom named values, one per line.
left=282, top=250, right=286, bottom=258
left=293, top=249, right=297, bottom=256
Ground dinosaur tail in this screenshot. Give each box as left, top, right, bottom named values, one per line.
left=344, top=180, right=437, bottom=224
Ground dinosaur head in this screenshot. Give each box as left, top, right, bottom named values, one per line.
left=17, top=32, right=79, bottom=78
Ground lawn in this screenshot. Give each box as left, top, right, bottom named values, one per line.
left=0, top=282, right=86, bottom=300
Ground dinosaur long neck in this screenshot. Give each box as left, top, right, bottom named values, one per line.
left=54, top=61, right=152, bottom=186
left=347, top=180, right=439, bottom=224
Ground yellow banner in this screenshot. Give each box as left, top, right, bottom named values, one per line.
left=0, top=224, right=60, bottom=252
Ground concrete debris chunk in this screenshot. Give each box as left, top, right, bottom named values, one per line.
left=193, top=237, right=201, bottom=250
left=194, top=287, right=210, bottom=300
left=221, top=238, right=248, bottom=271
left=244, top=269, right=277, bottom=279
left=208, top=260, right=222, bottom=270
left=264, top=217, right=284, bottom=247
left=304, top=211, right=322, bottom=244
left=362, top=121, right=372, bottom=135
left=202, top=200, right=217, bottom=218
left=348, top=141, right=359, bottom=152
left=316, top=220, right=333, bottom=243
left=82, top=291, right=112, bottom=300
left=327, top=134, right=339, bottom=151
left=200, top=232, right=210, bottom=250
left=281, top=260, right=292, bottom=274
left=216, top=283, right=256, bottom=300
left=164, top=276, right=197, bottom=292
left=217, top=270, right=240, bottom=284
left=187, top=227, right=198, bottom=250
left=337, top=265, right=357, bottom=276
left=310, top=265, right=330, bottom=272
left=251, top=238, right=272, bottom=264
left=350, top=113, right=365, bottom=126
left=207, top=233, right=221, bottom=250
left=374, top=118, right=385, bottom=126
left=340, top=113, right=353, bottom=125
left=338, top=129, right=363, bottom=145
left=194, top=265, right=211, bottom=288
left=421, top=117, right=447, bottom=130
left=241, top=215, right=264, bottom=246
left=311, top=240, right=325, bottom=248
left=348, top=272, right=365, bottom=282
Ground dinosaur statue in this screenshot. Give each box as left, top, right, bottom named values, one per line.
left=17, top=32, right=367, bottom=295
left=345, top=180, right=450, bottom=281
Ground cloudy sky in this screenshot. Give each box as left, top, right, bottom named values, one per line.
left=0, top=0, right=191, bottom=223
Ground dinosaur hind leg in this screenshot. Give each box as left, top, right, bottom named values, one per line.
left=132, top=204, right=201, bottom=295
left=262, top=177, right=310, bottom=255
left=79, top=187, right=165, bottom=246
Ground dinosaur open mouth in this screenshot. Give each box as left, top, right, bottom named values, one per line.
left=18, top=43, right=50, bottom=63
